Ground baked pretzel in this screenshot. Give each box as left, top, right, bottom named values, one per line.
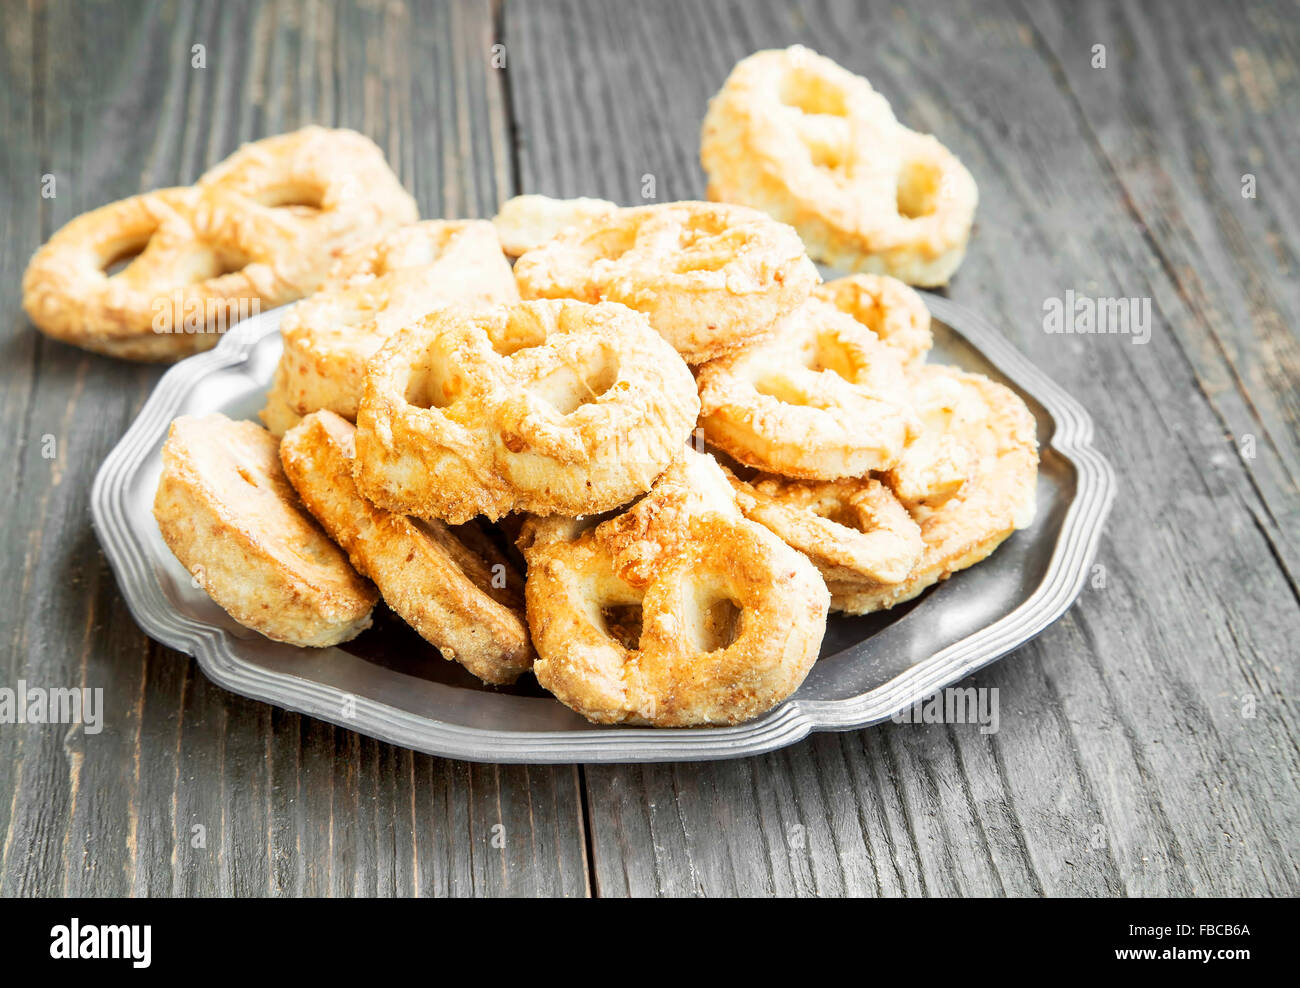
left=701, top=47, right=978, bottom=286
left=280, top=411, right=533, bottom=684
left=728, top=471, right=924, bottom=590
left=259, top=361, right=303, bottom=439
left=193, top=127, right=418, bottom=295
left=275, top=220, right=517, bottom=421
left=696, top=296, right=918, bottom=479
left=353, top=298, right=699, bottom=523
left=22, top=188, right=278, bottom=361
left=833, top=368, right=1039, bottom=613
left=520, top=449, right=829, bottom=726
left=153, top=414, right=377, bottom=646
left=22, top=127, right=416, bottom=361
left=512, top=201, right=819, bottom=364
left=813, top=273, right=932, bottom=366
left=492, top=194, right=618, bottom=257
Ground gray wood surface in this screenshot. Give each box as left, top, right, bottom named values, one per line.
left=0, top=0, right=1295, bottom=897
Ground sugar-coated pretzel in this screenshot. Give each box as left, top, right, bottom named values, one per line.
left=832, top=367, right=1039, bottom=614
left=728, top=471, right=924, bottom=589
left=701, top=47, right=978, bottom=287
left=519, top=449, right=829, bottom=726
left=22, top=127, right=416, bottom=362
left=259, top=361, right=304, bottom=438
left=22, top=188, right=282, bottom=361
left=153, top=414, right=377, bottom=646
left=813, top=273, right=932, bottom=366
left=512, top=201, right=819, bottom=364
left=696, top=296, right=918, bottom=479
left=353, top=299, right=700, bottom=524
left=277, top=220, right=518, bottom=420
left=280, top=411, right=534, bottom=684
left=492, top=194, right=618, bottom=257
left=193, top=127, right=418, bottom=295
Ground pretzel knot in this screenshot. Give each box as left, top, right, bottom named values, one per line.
left=353, top=299, right=700, bottom=523
left=22, top=127, right=416, bottom=361
left=512, top=201, right=819, bottom=364
left=840, top=368, right=1037, bottom=614
left=728, top=472, right=925, bottom=589
left=519, top=450, right=829, bottom=726
left=701, top=46, right=978, bottom=286
left=697, top=292, right=919, bottom=479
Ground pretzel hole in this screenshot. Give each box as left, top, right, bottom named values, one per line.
left=780, top=69, right=849, bottom=117
left=100, top=234, right=153, bottom=277
left=198, top=247, right=253, bottom=281
left=599, top=603, right=644, bottom=651
left=754, top=375, right=811, bottom=407
left=257, top=183, right=326, bottom=214
left=689, top=594, right=743, bottom=653
left=528, top=347, right=619, bottom=415
left=810, top=499, right=862, bottom=532
left=402, top=359, right=456, bottom=409
left=801, top=332, right=855, bottom=379
left=807, top=140, right=845, bottom=172
left=896, top=159, right=944, bottom=219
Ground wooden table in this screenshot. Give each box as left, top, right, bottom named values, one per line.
left=1, top=0, right=1296, bottom=897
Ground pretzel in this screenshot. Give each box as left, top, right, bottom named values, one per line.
left=813, top=273, right=932, bottom=365
left=512, top=201, right=819, bottom=364
left=831, top=368, right=1039, bottom=614
left=519, top=449, right=829, bottom=726
left=193, top=127, right=418, bottom=294
left=701, top=47, right=978, bottom=287
left=258, top=361, right=304, bottom=439
left=22, top=127, right=417, bottom=362
left=728, top=471, right=924, bottom=589
left=492, top=194, right=618, bottom=257
left=153, top=414, right=377, bottom=646
left=277, top=220, right=518, bottom=420
left=696, top=296, right=918, bottom=479
left=22, top=188, right=278, bottom=361
left=280, top=411, right=533, bottom=684
left=353, top=299, right=699, bottom=523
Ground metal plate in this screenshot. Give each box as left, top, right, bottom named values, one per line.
left=90, top=296, right=1115, bottom=763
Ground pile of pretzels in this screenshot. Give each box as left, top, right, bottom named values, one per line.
left=28, top=49, right=1038, bottom=728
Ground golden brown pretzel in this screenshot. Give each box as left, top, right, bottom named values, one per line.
left=520, top=449, right=829, bottom=726
left=193, top=127, right=418, bottom=296
left=833, top=368, right=1039, bottom=613
left=22, top=188, right=282, bottom=361
left=696, top=296, right=918, bottom=479
left=728, top=471, right=924, bottom=590
left=353, top=299, right=699, bottom=523
left=512, top=201, right=819, bottom=363
left=701, top=47, right=978, bottom=286
left=812, top=273, right=933, bottom=366
left=22, top=127, right=417, bottom=361
left=153, top=414, right=377, bottom=646
left=280, top=411, right=534, bottom=684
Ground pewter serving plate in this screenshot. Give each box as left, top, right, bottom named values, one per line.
left=91, top=296, right=1115, bottom=763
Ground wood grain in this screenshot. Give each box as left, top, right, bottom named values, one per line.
left=0, top=0, right=1295, bottom=897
